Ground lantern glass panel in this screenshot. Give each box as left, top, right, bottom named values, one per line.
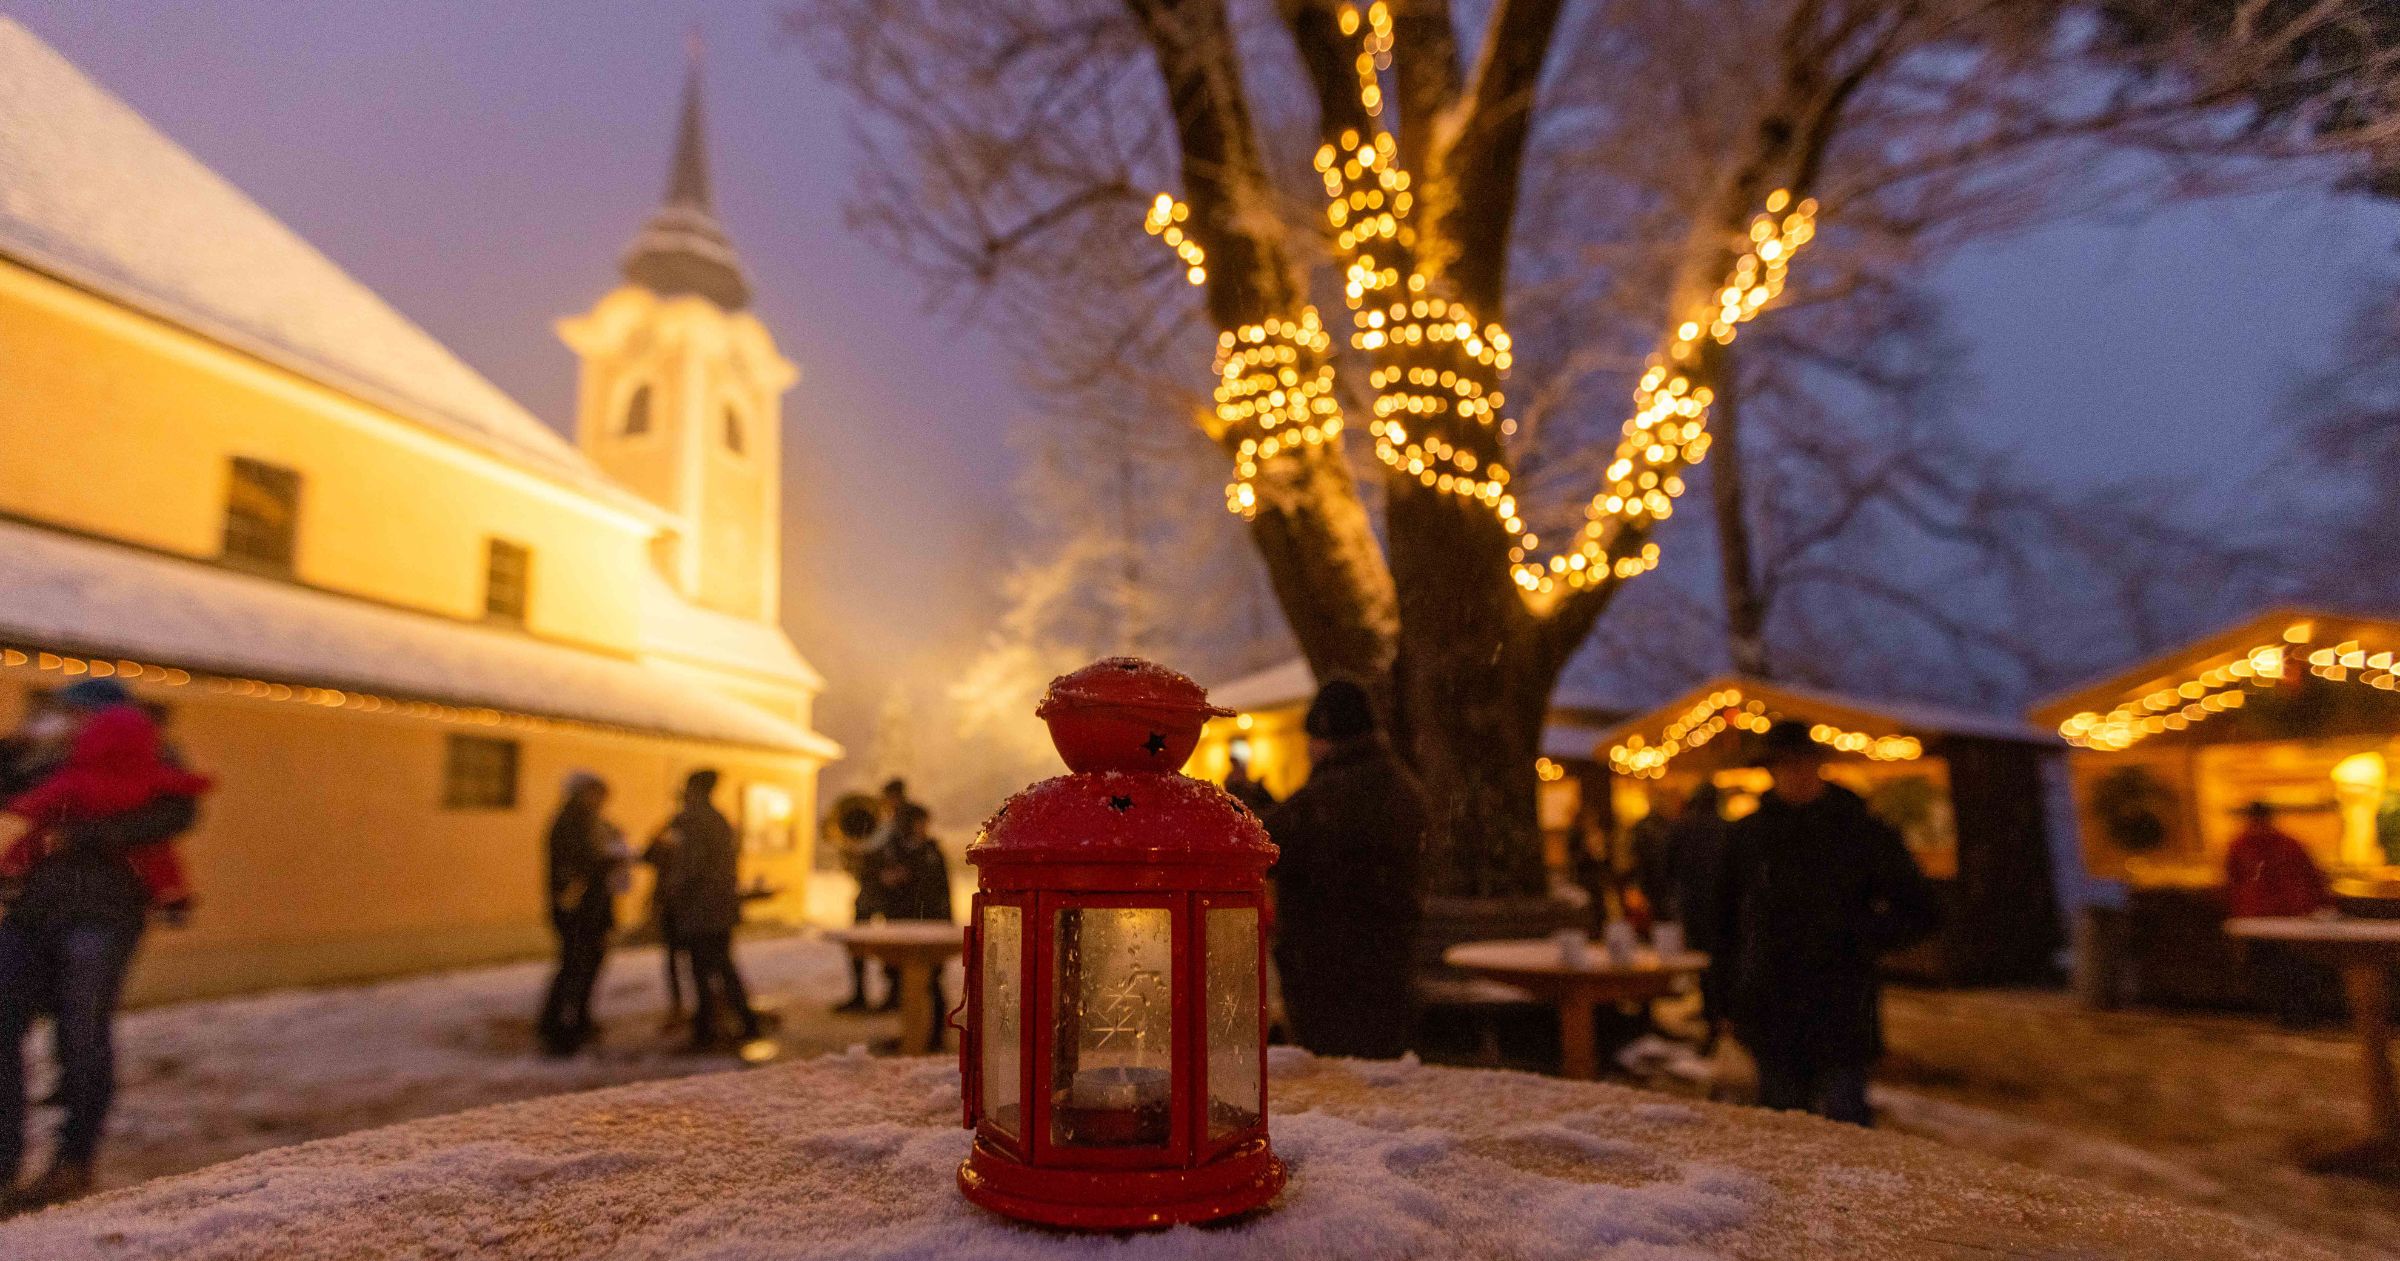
left=1204, top=906, right=1262, bottom=1139
left=1050, top=906, right=1174, bottom=1148
left=980, top=904, right=1023, bottom=1140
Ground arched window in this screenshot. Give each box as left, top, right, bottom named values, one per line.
left=621, top=385, right=653, bottom=436
left=723, top=405, right=745, bottom=455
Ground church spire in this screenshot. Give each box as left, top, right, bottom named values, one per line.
left=664, top=33, right=712, bottom=210
left=621, top=34, right=750, bottom=310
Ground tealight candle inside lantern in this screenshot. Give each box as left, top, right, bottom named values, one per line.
left=1051, top=905, right=1175, bottom=1148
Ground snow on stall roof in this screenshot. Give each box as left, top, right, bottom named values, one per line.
left=636, top=568, right=824, bottom=689
left=1542, top=722, right=1610, bottom=763
left=1602, top=674, right=2051, bottom=751
left=0, top=20, right=627, bottom=504
left=0, top=519, right=836, bottom=756
left=1207, top=657, right=1318, bottom=713
left=0, top=1041, right=2332, bottom=1259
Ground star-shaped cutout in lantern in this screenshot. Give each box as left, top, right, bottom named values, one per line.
left=1108, top=795, right=1135, bottom=812
left=1143, top=731, right=1168, bottom=756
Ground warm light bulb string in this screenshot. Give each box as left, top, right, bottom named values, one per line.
left=1140, top=1, right=1817, bottom=612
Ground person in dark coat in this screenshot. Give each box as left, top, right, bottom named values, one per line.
left=1626, top=786, right=1682, bottom=926
left=641, top=822, right=694, bottom=1031
left=1223, top=752, right=1277, bottom=817
left=1666, top=783, right=1729, bottom=1026
left=1708, top=722, right=1938, bottom=1126
left=0, top=678, right=201, bottom=1213
left=536, top=771, right=625, bottom=1058
left=657, top=770, right=761, bottom=1052
left=835, top=780, right=910, bottom=1013
left=863, top=804, right=953, bottom=1045
left=1264, top=679, right=1430, bottom=1060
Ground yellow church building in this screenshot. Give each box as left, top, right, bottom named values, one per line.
left=0, top=21, right=839, bottom=1003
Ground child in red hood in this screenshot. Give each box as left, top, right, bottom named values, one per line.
left=1, top=705, right=209, bottom=912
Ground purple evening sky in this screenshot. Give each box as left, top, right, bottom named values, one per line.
left=13, top=1, right=2399, bottom=790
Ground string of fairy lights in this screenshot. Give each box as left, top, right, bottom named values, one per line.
left=1146, top=198, right=1347, bottom=515
left=2058, top=619, right=2400, bottom=752
left=1142, top=0, right=1819, bottom=609
left=1608, top=686, right=1923, bottom=779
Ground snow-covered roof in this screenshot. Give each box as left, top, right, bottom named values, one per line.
left=1595, top=674, right=2051, bottom=761
left=636, top=569, right=824, bottom=690
left=0, top=20, right=643, bottom=514
left=1542, top=722, right=1611, bottom=762
left=1209, top=658, right=1627, bottom=743
left=0, top=519, right=838, bottom=757
left=2031, top=605, right=2400, bottom=726
left=1207, top=657, right=1319, bottom=712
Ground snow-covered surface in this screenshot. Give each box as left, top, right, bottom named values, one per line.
left=638, top=569, right=826, bottom=690
left=1206, top=658, right=1316, bottom=713
left=2226, top=915, right=2400, bottom=945
left=1597, top=674, right=2051, bottom=753
left=1871, top=986, right=2400, bottom=1259
left=0, top=518, right=835, bottom=755
left=0, top=20, right=627, bottom=504
left=14, top=934, right=881, bottom=1191
left=0, top=1041, right=2325, bottom=1259
left=1540, top=722, right=1610, bottom=762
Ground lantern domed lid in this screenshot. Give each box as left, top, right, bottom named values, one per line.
left=969, top=770, right=1275, bottom=868
left=1037, top=657, right=1231, bottom=723
left=1036, top=657, right=1233, bottom=774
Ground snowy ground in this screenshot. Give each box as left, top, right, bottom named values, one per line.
left=1, top=1046, right=2331, bottom=1260
left=1875, top=987, right=2400, bottom=1260
left=25, top=930, right=950, bottom=1190
left=18, top=938, right=2396, bottom=1256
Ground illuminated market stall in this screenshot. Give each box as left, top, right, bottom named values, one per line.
left=1601, top=676, right=2062, bottom=985
left=1189, top=658, right=1620, bottom=881
left=2034, top=609, right=2400, bottom=1008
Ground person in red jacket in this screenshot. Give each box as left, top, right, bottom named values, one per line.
left=1, top=705, right=209, bottom=914
left=2224, top=801, right=2330, bottom=1026
left=2225, top=801, right=2329, bottom=920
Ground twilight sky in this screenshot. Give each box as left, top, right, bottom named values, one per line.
left=13, top=1, right=2399, bottom=794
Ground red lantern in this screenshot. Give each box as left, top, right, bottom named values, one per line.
left=956, top=657, right=1286, bottom=1229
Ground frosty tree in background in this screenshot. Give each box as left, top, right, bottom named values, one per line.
left=800, top=0, right=2400, bottom=894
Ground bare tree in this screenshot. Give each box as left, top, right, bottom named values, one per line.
left=796, top=0, right=2398, bottom=894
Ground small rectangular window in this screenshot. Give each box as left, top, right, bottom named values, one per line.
left=484, top=538, right=531, bottom=625
left=442, top=734, right=519, bottom=810
left=221, top=457, right=301, bottom=574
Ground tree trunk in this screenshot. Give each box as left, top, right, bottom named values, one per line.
left=1708, top=342, right=1771, bottom=678
left=1384, top=485, right=1559, bottom=897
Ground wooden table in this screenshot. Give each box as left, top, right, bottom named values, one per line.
left=825, top=921, right=964, bottom=1055
left=2228, top=915, right=2400, bottom=1177
left=1443, top=938, right=1707, bottom=1080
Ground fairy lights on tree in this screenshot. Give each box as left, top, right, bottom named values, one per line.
left=1146, top=1, right=1818, bottom=609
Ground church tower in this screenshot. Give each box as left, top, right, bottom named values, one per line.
left=560, top=45, right=795, bottom=623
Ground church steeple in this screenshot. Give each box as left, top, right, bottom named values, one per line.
left=621, top=38, right=750, bottom=310
left=564, top=37, right=795, bottom=623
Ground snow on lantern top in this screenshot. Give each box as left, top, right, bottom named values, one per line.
left=970, top=769, right=1274, bottom=869
left=1035, top=656, right=1232, bottom=774
left=974, top=657, right=1270, bottom=870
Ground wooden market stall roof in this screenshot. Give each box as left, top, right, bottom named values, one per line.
left=1596, top=675, right=2049, bottom=779
left=2031, top=607, right=2400, bottom=753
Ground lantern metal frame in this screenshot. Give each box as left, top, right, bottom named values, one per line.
left=954, top=659, right=1283, bottom=1231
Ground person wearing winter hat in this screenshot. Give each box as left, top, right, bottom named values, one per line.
left=1706, top=719, right=1939, bottom=1126
left=1263, top=679, right=1430, bottom=1058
